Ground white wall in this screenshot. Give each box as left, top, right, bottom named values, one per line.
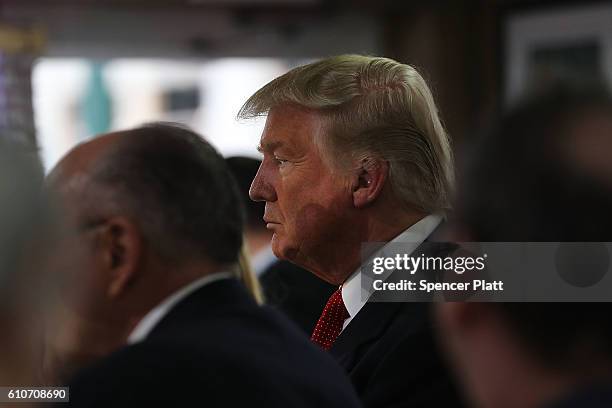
left=32, top=58, right=291, bottom=170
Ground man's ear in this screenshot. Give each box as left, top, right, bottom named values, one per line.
left=352, top=158, right=389, bottom=208
left=94, top=217, right=142, bottom=299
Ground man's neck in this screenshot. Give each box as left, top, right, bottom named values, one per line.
left=367, top=209, right=429, bottom=243
left=307, top=209, right=430, bottom=285
left=126, top=269, right=234, bottom=345
left=126, top=259, right=227, bottom=329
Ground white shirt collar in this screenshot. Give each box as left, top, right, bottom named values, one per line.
left=341, top=214, right=443, bottom=329
left=127, top=271, right=235, bottom=344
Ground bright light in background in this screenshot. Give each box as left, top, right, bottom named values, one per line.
left=198, top=59, right=288, bottom=157
left=32, top=59, right=90, bottom=170
left=32, top=58, right=291, bottom=170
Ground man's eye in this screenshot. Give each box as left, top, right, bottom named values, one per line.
left=274, top=157, right=288, bottom=166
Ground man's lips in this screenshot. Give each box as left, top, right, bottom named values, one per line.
left=263, top=218, right=280, bottom=229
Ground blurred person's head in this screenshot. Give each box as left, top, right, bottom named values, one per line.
left=45, top=123, right=244, bottom=377
left=226, top=156, right=270, bottom=256
left=240, top=54, right=453, bottom=284
left=0, top=139, right=51, bottom=385
left=458, top=86, right=612, bottom=241
left=438, top=87, right=612, bottom=408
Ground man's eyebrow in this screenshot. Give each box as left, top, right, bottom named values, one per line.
left=257, top=141, right=283, bottom=153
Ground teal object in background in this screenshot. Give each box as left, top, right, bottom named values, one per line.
left=81, top=62, right=111, bottom=139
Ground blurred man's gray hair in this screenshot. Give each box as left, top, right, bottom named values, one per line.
left=238, top=54, right=454, bottom=214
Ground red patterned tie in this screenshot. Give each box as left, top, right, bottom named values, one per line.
left=311, top=287, right=349, bottom=350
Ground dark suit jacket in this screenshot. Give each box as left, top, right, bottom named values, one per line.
left=546, top=386, right=612, bottom=408
left=65, top=278, right=361, bottom=407
left=261, top=259, right=335, bottom=334
left=330, top=240, right=467, bottom=408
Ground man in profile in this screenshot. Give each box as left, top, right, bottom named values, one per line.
left=240, top=55, right=463, bottom=406
left=437, top=88, right=612, bottom=408
left=46, top=123, right=361, bottom=407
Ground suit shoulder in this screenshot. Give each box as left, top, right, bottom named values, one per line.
left=67, top=342, right=199, bottom=406
left=66, top=341, right=269, bottom=406
left=67, top=339, right=360, bottom=408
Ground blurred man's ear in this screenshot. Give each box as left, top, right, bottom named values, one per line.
left=352, top=158, right=388, bottom=208
left=93, top=217, right=142, bottom=298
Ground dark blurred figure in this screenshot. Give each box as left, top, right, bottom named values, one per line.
left=438, top=87, right=612, bottom=408
left=0, top=139, right=51, bottom=397
left=226, top=156, right=334, bottom=333
left=46, top=123, right=361, bottom=407
left=459, top=87, right=612, bottom=242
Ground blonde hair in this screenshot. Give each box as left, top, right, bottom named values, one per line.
left=237, top=245, right=264, bottom=305
left=238, top=55, right=454, bottom=214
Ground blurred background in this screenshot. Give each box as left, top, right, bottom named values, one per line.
left=1, top=0, right=611, bottom=169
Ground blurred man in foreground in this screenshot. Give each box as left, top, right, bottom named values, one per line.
left=226, top=156, right=334, bottom=333
left=0, top=139, right=51, bottom=394
left=46, top=123, right=361, bottom=407
left=437, top=88, right=612, bottom=408
left=241, top=55, right=463, bottom=406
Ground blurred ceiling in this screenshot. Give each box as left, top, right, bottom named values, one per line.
left=0, top=0, right=578, bottom=58
left=0, top=0, right=383, bottom=58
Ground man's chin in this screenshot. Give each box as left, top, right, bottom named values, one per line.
left=270, top=236, right=298, bottom=263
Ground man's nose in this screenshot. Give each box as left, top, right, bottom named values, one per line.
left=249, top=165, right=276, bottom=203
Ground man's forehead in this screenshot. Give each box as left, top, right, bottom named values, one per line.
left=258, top=106, right=324, bottom=152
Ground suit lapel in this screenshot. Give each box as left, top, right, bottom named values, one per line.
left=329, top=300, right=402, bottom=371
left=330, top=224, right=456, bottom=371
